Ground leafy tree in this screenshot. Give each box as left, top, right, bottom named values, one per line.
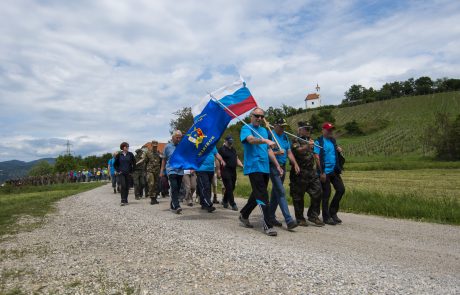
left=389, top=81, right=403, bottom=98
left=266, top=106, right=284, bottom=122
left=422, top=113, right=460, bottom=160
left=28, top=160, right=54, bottom=176
left=402, top=78, right=415, bottom=96
left=444, top=78, right=460, bottom=91
left=376, top=83, right=392, bottom=100
left=170, top=107, right=194, bottom=134
left=54, top=155, right=78, bottom=173
left=414, top=76, right=433, bottom=95
left=362, top=87, right=377, bottom=102
left=344, top=84, right=365, bottom=102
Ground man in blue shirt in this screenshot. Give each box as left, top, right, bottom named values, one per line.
left=268, top=118, right=300, bottom=230
left=107, top=152, right=118, bottom=194
left=160, top=130, right=184, bottom=214
left=314, top=122, right=345, bottom=225
left=239, top=108, right=284, bottom=237
left=196, top=146, right=224, bottom=212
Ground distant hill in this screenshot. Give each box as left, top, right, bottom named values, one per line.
left=288, top=91, right=460, bottom=158
left=0, top=158, right=56, bottom=184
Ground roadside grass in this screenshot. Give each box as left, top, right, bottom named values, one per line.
left=345, top=155, right=460, bottom=171
left=232, top=169, right=460, bottom=225
left=0, top=182, right=105, bottom=237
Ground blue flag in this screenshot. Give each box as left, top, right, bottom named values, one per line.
left=169, top=100, right=232, bottom=170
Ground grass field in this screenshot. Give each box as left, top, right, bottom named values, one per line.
left=0, top=182, right=105, bottom=237
left=288, top=91, right=460, bottom=158
left=231, top=168, right=460, bottom=225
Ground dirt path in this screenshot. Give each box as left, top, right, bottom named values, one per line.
left=1, top=184, right=459, bottom=294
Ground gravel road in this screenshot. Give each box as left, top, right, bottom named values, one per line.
left=1, top=184, right=459, bottom=294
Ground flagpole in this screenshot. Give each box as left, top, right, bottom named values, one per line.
left=268, top=124, right=323, bottom=149
left=263, top=118, right=283, bottom=151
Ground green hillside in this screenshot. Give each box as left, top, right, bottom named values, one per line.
left=288, top=91, right=460, bottom=159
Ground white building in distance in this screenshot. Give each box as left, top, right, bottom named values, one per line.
left=305, top=84, right=321, bottom=109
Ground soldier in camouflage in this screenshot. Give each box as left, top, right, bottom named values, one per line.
left=290, top=121, right=325, bottom=227
left=133, top=149, right=146, bottom=200
left=142, top=140, right=162, bottom=205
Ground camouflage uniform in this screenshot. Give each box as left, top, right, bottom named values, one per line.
left=133, top=149, right=146, bottom=199
left=290, top=135, right=322, bottom=222
left=143, top=141, right=162, bottom=204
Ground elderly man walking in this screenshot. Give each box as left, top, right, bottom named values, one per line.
left=161, top=131, right=184, bottom=214
left=239, top=108, right=284, bottom=237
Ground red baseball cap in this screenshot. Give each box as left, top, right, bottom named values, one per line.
left=322, top=122, right=334, bottom=130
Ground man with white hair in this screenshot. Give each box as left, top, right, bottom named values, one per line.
left=160, top=130, right=184, bottom=214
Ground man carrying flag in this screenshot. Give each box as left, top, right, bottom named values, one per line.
left=239, top=107, right=284, bottom=237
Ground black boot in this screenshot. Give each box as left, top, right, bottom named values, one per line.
left=293, top=199, right=305, bottom=222
left=150, top=197, right=159, bottom=205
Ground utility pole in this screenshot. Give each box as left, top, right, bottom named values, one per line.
left=65, top=140, right=72, bottom=155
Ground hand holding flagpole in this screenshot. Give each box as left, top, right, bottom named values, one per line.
left=263, top=118, right=283, bottom=151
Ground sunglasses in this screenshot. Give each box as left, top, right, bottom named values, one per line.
left=253, top=114, right=264, bottom=119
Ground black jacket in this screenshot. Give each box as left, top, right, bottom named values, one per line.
left=114, top=151, right=136, bottom=174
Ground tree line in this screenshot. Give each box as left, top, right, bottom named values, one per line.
left=342, top=77, right=460, bottom=104
left=28, top=153, right=113, bottom=177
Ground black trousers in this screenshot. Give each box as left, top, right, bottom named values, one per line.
left=321, top=172, right=345, bottom=220
left=222, top=167, right=237, bottom=206
left=118, top=173, right=131, bottom=203
left=197, top=171, right=214, bottom=208
left=240, top=172, right=272, bottom=229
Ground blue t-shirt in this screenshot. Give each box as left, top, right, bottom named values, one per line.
left=269, top=132, right=291, bottom=165
left=164, top=142, right=184, bottom=175
left=240, top=124, right=270, bottom=175
left=108, top=158, right=115, bottom=175
left=197, top=147, right=217, bottom=172
left=314, top=137, right=336, bottom=174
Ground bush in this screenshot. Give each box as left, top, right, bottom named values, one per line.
left=422, top=113, right=460, bottom=160
left=344, top=120, right=364, bottom=135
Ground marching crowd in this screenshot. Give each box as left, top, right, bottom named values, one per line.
left=110, top=107, right=346, bottom=237
left=4, top=167, right=111, bottom=186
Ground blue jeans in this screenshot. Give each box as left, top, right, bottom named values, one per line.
left=168, top=174, right=183, bottom=210
left=269, top=164, right=293, bottom=224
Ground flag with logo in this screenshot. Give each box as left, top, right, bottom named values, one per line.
left=169, top=77, right=257, bottom=169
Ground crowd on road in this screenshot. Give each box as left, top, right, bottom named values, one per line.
left=4, top=167, right=112, bottom=186
left=110, top=107, right=346, bottom=237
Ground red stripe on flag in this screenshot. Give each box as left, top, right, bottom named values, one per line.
left=225, top=95, right=257, bottom=118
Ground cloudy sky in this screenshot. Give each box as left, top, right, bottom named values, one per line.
left=1, top=0, right=459, bottom=161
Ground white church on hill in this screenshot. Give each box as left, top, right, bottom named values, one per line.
left=305, top=84, right=322, bottom=109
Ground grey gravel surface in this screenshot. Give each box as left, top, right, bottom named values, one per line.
left=1, top=184, right=459, bottom=294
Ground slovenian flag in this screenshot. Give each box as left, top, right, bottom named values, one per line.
left=192, top=76, right=257, bottom=118
left=170, top=78, right=257, bottom=169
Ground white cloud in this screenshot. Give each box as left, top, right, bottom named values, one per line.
left=0, top=0, right=459, bottom=161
